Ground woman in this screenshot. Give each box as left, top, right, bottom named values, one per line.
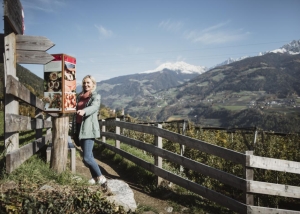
left=75, top=75, right=107, bottom=185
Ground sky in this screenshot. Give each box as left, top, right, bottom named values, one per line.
left=1, top=0, right=300, bottom=83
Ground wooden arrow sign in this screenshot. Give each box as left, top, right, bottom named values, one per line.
left=16, top=35, right=55, bottom=51
left=16, top=50, right=55, bottom=64
left=14, top=34, right=55, bottom=64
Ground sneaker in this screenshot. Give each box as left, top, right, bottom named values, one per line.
left=97, top=175, right=107, bottom=185
left=88, top=178, right=96, bottom=185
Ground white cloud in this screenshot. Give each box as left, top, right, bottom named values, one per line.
left=202, top=20, right=231, bottom=33
left=22, top=3, right=54, bottom=12
left=89, top=58, right=96, bottom=63
left=176, top=55, right=186, bottom=61
left=185, top=21, right=250, bottom=44
left=22, top=0, right=65, bottom=12
left=95, top=25, right=114, bottom=38
left=128, top=46, right=145, bottom=54
left=159, top=19, right=184, bottom=32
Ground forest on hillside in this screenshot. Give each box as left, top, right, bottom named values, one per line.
left=0, top=63, right=44, bottom=99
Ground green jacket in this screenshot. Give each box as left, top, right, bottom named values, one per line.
left=75, top=91, right=101, bottom=140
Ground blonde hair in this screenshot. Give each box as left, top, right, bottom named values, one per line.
left=81, top=75, right=97, bottom=94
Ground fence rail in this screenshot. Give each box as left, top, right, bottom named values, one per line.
left=4, top=71, right=52, bottom=173
left=99, top=119, right=300, bottom=214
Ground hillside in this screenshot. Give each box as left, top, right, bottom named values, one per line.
left=124, top=53, right=300, bottom=133
left=0, top=63, right=44, bottom=99
left=96, top=64, right=206, bottom=109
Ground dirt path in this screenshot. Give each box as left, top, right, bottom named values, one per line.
left=75, top=149, right=178, bottom=214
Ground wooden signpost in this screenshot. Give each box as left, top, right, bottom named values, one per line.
left=3, top=0, right=24, bottom=35
left=3, top=0, right=71, bottom=173
left=4, top=33, right=55, bottom=152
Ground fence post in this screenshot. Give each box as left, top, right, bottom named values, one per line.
left=35, top=109, right=43, bottom=140
left=253, top=127, right=258, bottom=151
left=101, top=119, right=106, bottom=143
left=50, top=114, right=69, bottom=173
left=46, top=114, right=52, bottom=136
left=245, top=150, right=254, bottom=206
left=177, top=121, right=186, bottom=172
left=4, top=33, right=19, bottom=153
left=121, top=109, right=125, bottom=135
left=115, top=118, right=120, bottom=149
left=155, top=124, right=163, bottom=185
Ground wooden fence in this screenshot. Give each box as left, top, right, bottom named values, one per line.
left=97, top=119, right=300, bottom=214
left=4, top=73, right=53, bottom=172
left=2, top=31, right=77, bottom=174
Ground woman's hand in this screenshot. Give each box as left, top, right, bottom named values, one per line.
left=77, top=110, right=85, bottom=116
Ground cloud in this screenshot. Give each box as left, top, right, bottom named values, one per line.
left=176, top=55, right=186, bottom=61
left=159, top=19, right=184, bottom=32
left=185, top=21, right=250, bottom=44
left=22, top=0, right=65, bottom=12
left=95, top=25, right=114, bottom=38
left=128, top=46, right=145, bottom=54
left=22, top=3, right=54, bottom=12
left=202, top=20, right=231, bottom=33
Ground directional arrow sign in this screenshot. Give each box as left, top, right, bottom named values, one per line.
left=16, top=50, right=55, bottom=64
left=15, top=35, right=55, bottom=64
left=16, top=35, right=55, bottom=51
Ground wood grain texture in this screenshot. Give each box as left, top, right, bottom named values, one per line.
left=248, top=180, right=300, bottom=198
left=6, top=133, right=52, bottom=173
left=5, top=113, right=52, bottom=132
left=50, top=115, right=69, bottom=173
left=4, top=0, right=23, bottom=35
left=4, top=33, right=19, bottom=152
left=247, top=205, right=300, bottom=214
left=249, top=155, right=300, bottom=174
left=16, top=35, right=55, bottom=51
left=16, top=50, right=54, bottom=64
left=6, top=75, right=44, bottom=109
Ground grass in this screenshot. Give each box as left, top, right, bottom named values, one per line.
left=0, top=146, right=129, bottom=213
left=0, top=122, right=128, bottom=213
left=0, top=152, right=86, bottom=186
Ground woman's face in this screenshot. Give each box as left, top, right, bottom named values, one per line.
left=83, top=77, right=94, bottom=92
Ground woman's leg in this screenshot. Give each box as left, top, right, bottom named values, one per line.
left=81, top=138, right=102, bottom=178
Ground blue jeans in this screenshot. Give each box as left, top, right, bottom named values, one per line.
left=81, top=138, right=102, bottom=178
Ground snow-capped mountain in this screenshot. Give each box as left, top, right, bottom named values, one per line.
left=215, top=40, right=300, bottom=68
left=141, top=61, right=208, bottom=74
left=259, top=40, right=300, bottom=55
left=213, top=56, right=250, bottom=68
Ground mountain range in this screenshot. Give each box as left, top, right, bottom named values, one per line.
left=214, top=39, right=300, bottom=67
left=95, top=61, right=208, bottom=110
left=94, top=40, right=300, bottom=132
